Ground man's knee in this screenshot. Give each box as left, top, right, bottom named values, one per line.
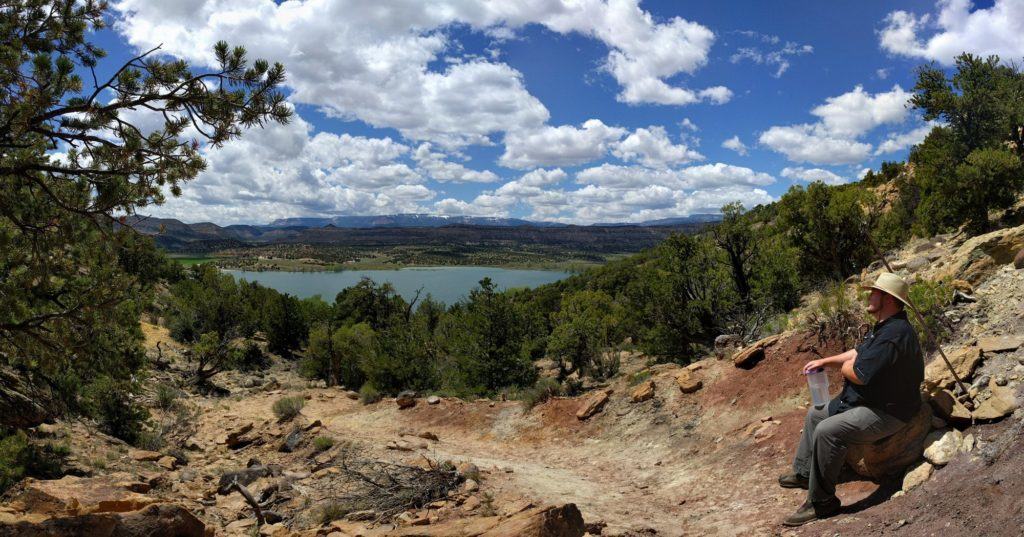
left=812, top=417, right=850, bottom=446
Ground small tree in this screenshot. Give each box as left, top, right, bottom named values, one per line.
left=546, top=290, right=624, bottom=380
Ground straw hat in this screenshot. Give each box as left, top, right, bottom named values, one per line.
left=860, top=272, right=911, bottom=308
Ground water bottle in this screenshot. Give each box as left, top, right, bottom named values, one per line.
left=806, top=367, right=830, bottom=409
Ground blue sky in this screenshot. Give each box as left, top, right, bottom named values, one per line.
left=93, top=0, right=1020, bottom=224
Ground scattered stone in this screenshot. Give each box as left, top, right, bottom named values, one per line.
left=387, top=440, right=414, bottom=452
left=923, top=429, right=963, bottom=466
left=221, top=422, right=255, bottom=449
left=924, top=346, right=982, bottom=389
left=906, top=256, right=930, bottom=272
left=631, top=380, right=655, bottom=403
left=462, top=479, right=479, bottom=493
left=675, top=370, right=703, bottom=394
left=929, top=389, right=973, bottom=426
left=462, top=495, right=481, bottom=512
left=978, top=335, right=1024, bottom=353
left=418, top=431, right=439, bottom=442
left=344, top=390, right=359, bottom=400
left=278, top=428, right=303, bottom=453
left=1014, top=248, right=1024, bottom=269
left=995, top=375, right=1008, bottom=386
left=972, top=380, right=1018, bottom=420
left=216, top=465, right=276, bottom=495
left=901, top=461, right=934, bottom=492
left=427, top=395, right=441, bottom=405
left=396, top=391, right=417, bottom=409
left=456, top=462, right=480, bottom=479
left=397, top=511, right=430, bottom=526
left=576, top=389, right=611, bottom=421
left=156, top=456, right=178, bottom=471
left=129, top=449, right=162, bottom=462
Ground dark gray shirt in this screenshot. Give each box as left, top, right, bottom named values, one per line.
left=828, top=311, right=924, bottom=422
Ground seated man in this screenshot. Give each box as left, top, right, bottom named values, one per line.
left=779, top=272, right=924, bottom=527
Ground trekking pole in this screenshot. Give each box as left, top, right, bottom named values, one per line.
left=863, top=232, right=974, bottom=405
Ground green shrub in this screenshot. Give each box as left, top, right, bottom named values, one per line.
left=358, top=382, right=382, bottom=405
left=313, top=436, right=335, bottom=452
left=272, top=396, right=305, bottom=422
left=805, top=283, right=866, bottom=346
left=236, top=342, right=270, bottom=371
left=155, top=384, right=179, bottom=411
left=519, top=378, right=562, bottom=412
left=907, top=279, right=954, bottom=351
left=627, top=370, right=652, bottom=386
left=0, top=430, right=69, bottom=493
left=82, top=376, right=150, bottom=444
left=134, top=428, right=165, bottom=451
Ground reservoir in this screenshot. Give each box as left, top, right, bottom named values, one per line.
left=225, top=266, right=571, bottom=305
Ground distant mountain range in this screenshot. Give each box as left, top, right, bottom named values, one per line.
left=124, top=213, right=721, bottom=252
left=265, top=213, right=720, bottom=228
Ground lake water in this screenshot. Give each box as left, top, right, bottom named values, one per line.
left=225, top=267, right=571, bottom=305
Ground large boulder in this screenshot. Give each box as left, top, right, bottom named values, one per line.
left=396, top=391, right=417, bottom=409
left=0, top=366, right=59, bottom=429
left=575, top=390, right=611, bottom=421
left=978, top=335, right=1024, bottom=354
left=732, top=333, right=786, bottom=369
left=6, top=476, right=160, bottom=516
left=0, top=503, right=206, bottom=537
left=972, top=380, right=1019, bottom=421
left=713, top=334, right=743, bottom=360
left=935, top=223, right=1024, bottom=283
left=845, top=403, right=932, bottom=480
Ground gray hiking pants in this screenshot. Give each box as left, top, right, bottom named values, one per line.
left=792, top=404, right=905, bottom=503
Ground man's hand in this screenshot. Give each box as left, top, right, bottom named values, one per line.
left=802, top=359, right=830, bottom=374
left=801, top=349, right=857, bottom=375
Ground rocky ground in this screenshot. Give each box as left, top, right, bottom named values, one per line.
left=1, top=224, right=1023, bottom=536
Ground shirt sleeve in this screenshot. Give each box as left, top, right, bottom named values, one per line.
left=853, top=339, right=897, bottom=385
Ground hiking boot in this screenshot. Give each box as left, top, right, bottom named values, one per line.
left=778, top=472, right=809, bottom=489
left=782, top=498, right=841, bottom=527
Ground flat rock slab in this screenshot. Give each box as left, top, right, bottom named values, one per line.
left=978, top=336, right=1024, bottom=353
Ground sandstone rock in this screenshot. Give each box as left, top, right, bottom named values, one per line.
left=1014, top=248, right=1024, bottom=269
left=951, top=279, right=974, bottom=293
left=732, top=333, right=785, bottom=368
left=901, top=461, right=934, bottom=492
left=221, top=422, right=255, bottom=449
left=924, top=346, right=982, bottom=389
left=418, top=431, right=439, bottom=442
left=129, top=449, right=162, bottom=462
left=972, top=380, right=1018, bottom=421
left=426, top=395, right=441, bottom=405
left=156, top=456, right=177, bottom=471
left=462, top=495, right=481, bottom=511
left=923, top=429, right=963, bottom=466
left=675, top=370, right=702, bottom=394
left=278, top=428, right=303, bottom=453
left=397, top=511, right=430, bottom=526
left=906, top=256, right=930, bottom=272
left=382, top=503, right=584, bottom=537
left=217, top=465, right=276, bottom=495
left=631, top=380, right=655, bottom=403
left=345, top=390, right=360, bottom=400
left=575, top=390, right=611, bottom=421
left=10, top=475, right=160, bottom=516
left=0, top=503, right=205, bottom=537
left=456, top=462, right=480, bottom=480
left=978, top=335, right=1024, bottom=353
left=935, top=223, right=1024, bottom=283
left=962, top=433, right=976, bottom=452
left=396, top=391, right=417, bottom=409
left=933, top=391, right=974, bottom=427
left=462, top=479, right=479, bottom=493
left=846, top=403, right=932, bottom=480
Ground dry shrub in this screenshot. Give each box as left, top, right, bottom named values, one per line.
left=805, top=283, right=867, bottom=347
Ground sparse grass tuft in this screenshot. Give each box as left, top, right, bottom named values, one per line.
left=272, top=396, right=305, bottom=422
left=313, top=436, right=335, bottom=452
left=155, top=384, right=179, bottom=411
left=358, top=383, right=382, bottom=405
left=627, top=370, right=652, bottom=386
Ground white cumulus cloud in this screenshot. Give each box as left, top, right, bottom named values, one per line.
left=879, top=0, right=1024, bottom=64
left=722, top=135, right=749, bottom=156
left=781, top=166, right=848, bottom=186
left=499, top=119, right=626, bottom=169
